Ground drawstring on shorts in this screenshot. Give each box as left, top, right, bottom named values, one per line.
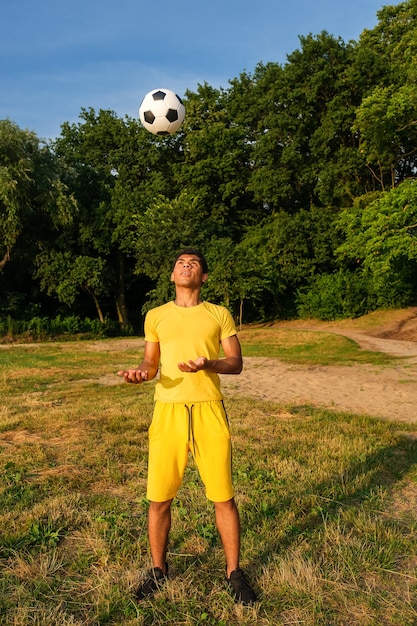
left=185, top=404, right=195, bottom=454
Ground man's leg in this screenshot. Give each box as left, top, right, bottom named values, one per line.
left=135, top=499, right=173, bottom=600
left=214, top=498, right=257, bottom=605
left=146, top=402, right=186, bottom=574
left=148, top=499, right=173, bottom=574
left=214, top=498, right=241, bottom=577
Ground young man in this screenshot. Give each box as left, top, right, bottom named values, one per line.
left=118, top=248, right=256, bottom=606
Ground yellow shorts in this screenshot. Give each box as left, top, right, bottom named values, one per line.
left=146, top=400, right=234, bottom=503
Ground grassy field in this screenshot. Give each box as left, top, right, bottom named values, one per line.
left=239, top=326, right=397, bottom=364
left=1, top=327, right=417, bottom=625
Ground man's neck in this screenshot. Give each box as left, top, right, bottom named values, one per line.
left=174, top=287, right=202, bottom=308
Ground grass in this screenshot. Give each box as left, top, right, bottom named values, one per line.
left=239, top=327, right=397, bottom=365
left=1, top=328, right=417, bottom=625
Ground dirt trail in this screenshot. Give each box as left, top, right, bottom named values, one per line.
left=221, top=312, right=417, bottom=422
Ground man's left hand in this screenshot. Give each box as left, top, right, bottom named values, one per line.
left=177, top=356, right=207, bottom=372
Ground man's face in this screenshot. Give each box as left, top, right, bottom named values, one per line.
left=171, top=254, right=208, bottom=287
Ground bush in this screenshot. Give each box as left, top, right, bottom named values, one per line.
left=0, top=315, right=133, bottom=341
left=296, top=270, right=373, bottom=320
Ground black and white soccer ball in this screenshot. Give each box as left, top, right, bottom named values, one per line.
left=139, top=88, right=186, bottom=135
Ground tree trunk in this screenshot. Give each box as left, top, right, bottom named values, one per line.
left=92, top=291, right=105, bottom=324
left=0, top=249, right=10, bottom=271
left=115, top=250, right=129, bottom=328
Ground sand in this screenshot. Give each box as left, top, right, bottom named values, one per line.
left=221, top=316, right=417, bottom=423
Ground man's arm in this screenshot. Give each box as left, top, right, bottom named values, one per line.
left=177, top=334, right=243, bottom=375
left=118, top=340, right=160, bottom=384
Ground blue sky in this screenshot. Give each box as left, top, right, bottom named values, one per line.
left=1, top=0, right=395, bottom=141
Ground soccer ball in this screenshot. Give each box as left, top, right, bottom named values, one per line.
left=139, top=88, right=186, bottom=135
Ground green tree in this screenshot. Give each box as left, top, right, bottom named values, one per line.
left=0, top=119, right=76, bottom=272
left=232, top=206, right=340, bottom=319
left=179, top=83, right=259, bottom=238
left=231, top=32, right=362, bottom=214
left=51, top=108, right=180, bottom=327
left=35, top=251, right=108, bottom=322
left=352, top=0, right=417, bottom=189
left=337, top=180, right=417, bottom=308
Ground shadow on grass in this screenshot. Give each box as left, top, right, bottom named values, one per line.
left=236, top=404, right=417, bottom=583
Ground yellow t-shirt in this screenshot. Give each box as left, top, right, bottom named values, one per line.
left=144, top=301, right=237, bottom=403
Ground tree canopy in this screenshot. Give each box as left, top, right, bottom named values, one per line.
left=1, top=0, right=417, bottom=330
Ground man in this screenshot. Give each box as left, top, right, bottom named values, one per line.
left=118, top=248, right=256, bottom=606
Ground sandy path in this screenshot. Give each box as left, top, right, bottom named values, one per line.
left=221, top=330, right=417, bottom=422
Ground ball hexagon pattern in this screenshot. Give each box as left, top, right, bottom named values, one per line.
left=139, top=88, right=186, bottom=135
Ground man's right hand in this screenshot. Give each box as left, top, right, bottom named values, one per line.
left=117, top=369, right=148, bottom=384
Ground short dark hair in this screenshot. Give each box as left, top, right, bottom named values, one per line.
left=172, top=248, right=208, bottom=274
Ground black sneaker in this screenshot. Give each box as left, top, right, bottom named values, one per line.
left=135, top=564, right=168, bottom=601
left=227, top=568, right=257, bottom=605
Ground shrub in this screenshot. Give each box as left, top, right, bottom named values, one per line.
left=0, top=315, right=133, bottom=341
left=296, top=270, right=372, bottom=320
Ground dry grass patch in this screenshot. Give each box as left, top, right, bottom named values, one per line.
left=1, top=334, right=417, bottom=624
